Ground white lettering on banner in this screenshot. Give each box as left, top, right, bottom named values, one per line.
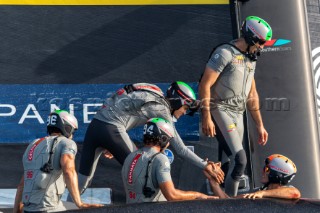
left=83, top=103, right=103, bottom=123
left=1, top=102, right=103, bottom=124
left=0, top=104, right=16, bottom=116
left=69, top=104, right=74, bottom=115
left=19, top=104, right=44, bottom=124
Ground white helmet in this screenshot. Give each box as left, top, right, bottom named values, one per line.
left=241, top=16, right=272, bottom=45
left=143, top=118, right=175, bottom=149
left=265, top=154, right=297, bottom=185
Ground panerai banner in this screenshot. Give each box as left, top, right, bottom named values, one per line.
left=0, top=83, right=199, bottom=143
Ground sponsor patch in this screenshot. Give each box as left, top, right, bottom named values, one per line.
left=129, top=191, right=136, bottom=199
left=232, top=55, right=244, bottom=65
left=128, top=153, right=142, bottom=184
left=227, top=123, right=236, bottom=132
left=164, top=149, right=174, bottom=164
left=269, top=165, right=289, bottom=174
left=26, top=170, right=33, bottom=179
left=28, top=138, right=45, bottom=161
left=228, top=123, right=236, bottom=129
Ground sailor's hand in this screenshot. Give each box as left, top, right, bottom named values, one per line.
left=103, top=149, right=114, bottom=159
left=197, top=194, right=220, bottom=199
left=79, top=203, right=104, bottom=208
left=243, top=191, right=264, bottom=200
left=201, top=111, right=216, bottom=137
left=257, top=125, right=268, bottom=146
left=203, top=161, right=224, bottom=184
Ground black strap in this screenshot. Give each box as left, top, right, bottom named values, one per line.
left=40, top=136, right=59, bottom=173
left=259, top=183, right=269, bottom=191
left=199, top=41, right=254, bottom=84
left=124, top=84, right=164, bottom=98
left=143, top=152, right=161, bottom=198
left=124, top=83, right=171, bottom=113
left=207, top=42, right=241, bottom=60
left=200, top=43, right=236, bottom=83
left=123, top=84, right=135, bottom=94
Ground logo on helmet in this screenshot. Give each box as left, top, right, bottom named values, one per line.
left=269, top=165, right=289, bottom=174
left=247, top=24, right=265, bottom=40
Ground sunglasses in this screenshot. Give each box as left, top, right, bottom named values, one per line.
left=258, top=39, right=266, bottom=45
left=252, top=37, right=266, bottom=46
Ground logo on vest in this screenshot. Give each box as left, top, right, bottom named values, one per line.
left=128, top=153, right=142, bottom=184
left=26, top=170, right=33, bottom=179
left=164, top=149, right=174, bottom=164
left=232, top=55, right=245, bottom=65
left=245, top=61, right=255, bottom=72
left=28, top=144, right=38, bottom=161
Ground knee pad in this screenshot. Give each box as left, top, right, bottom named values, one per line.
left=231, top=149, right=247, bottom=181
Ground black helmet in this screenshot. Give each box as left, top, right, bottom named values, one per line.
left=265, top=154, right=297, bottom=185
left=166, top=81, right=199, bottom=115
left=47, top=110, right=78, bottom=138
left=241, top=16, right=272, bottom=46
left=143, top=118, right=175, bottom=149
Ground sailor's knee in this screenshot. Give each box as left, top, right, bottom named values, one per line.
left=231, top=149, right=247, bottom=181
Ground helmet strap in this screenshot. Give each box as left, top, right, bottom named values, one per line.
left=245, top=43, right=259, bottom=61
left=259, top=182, right=270, bottom=191
left=40, top=136, right=60, bottom=174
left=143, top=152, right=161, bottom=198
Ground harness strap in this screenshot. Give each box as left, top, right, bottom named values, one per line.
left=40, top=136, right=60, bottom=173
left=143, top=152, right=161, bottom=198
left=124, top=83, right=164, bottom=98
